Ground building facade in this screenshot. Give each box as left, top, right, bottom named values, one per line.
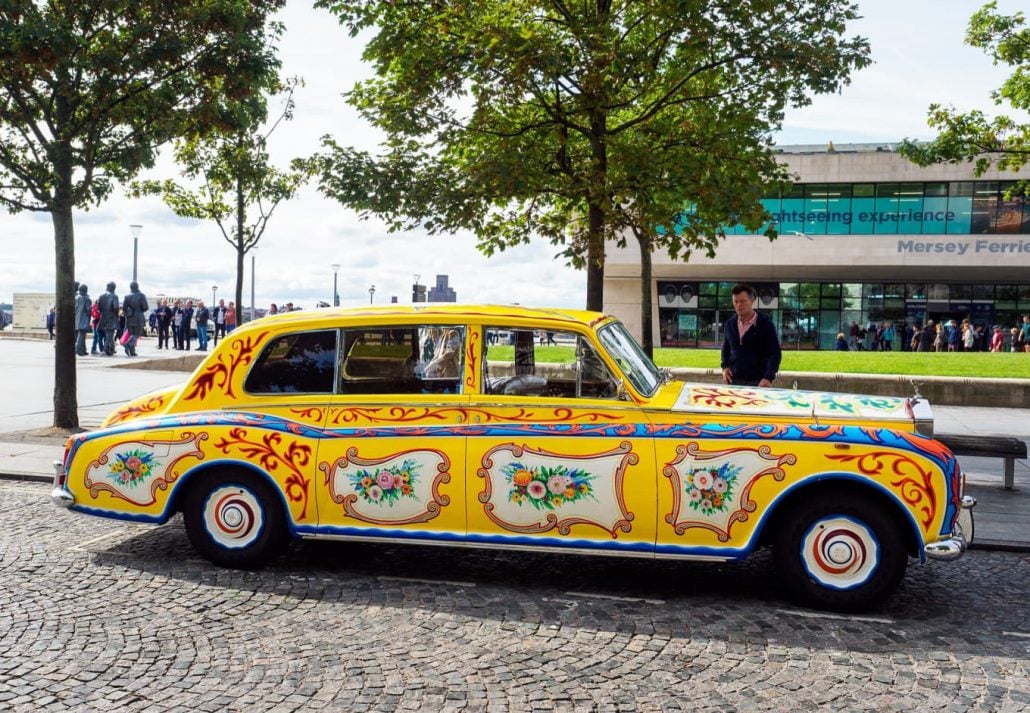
left=427, top=274, right=457, bottom=303
left=604, top=143, right=1030, bottom=350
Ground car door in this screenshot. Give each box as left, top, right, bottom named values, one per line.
left=465, top=325, right=658, bottom=555
left=312, top=322, right=469, bottom=543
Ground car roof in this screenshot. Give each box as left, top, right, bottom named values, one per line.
left=232, top=304, right=616, bottom=333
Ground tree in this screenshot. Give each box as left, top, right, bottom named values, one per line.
left=134, top=80, right=315, bottom=326
left=314, top=0, right=869, bottom=312
left=900, top=2, right=1030, bottom=192
left=0, top=0, right=285, bottom=428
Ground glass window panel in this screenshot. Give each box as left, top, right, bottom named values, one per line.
left=776, top=185, right=806, bottom=235
left=1019, top=285, right=1030, bottom=307
left=905, top=284, right=927, bottom=300
left=339, top=326, right=464, bottom=395
left=874, top=183, right=900, bottom=234
left=699, top=281, right=718, bottom=296
left=884, top=284, right=904, bottom=299
left=972, top=284, right=994, bottom=301
left=863, top=283, right=884, bottom=300
left=924, top=182, right=948, bottom=197
left=851, top=184, right=875, bottom=234
left=997, top=285, right=1019, bottom=303
left=758, top=196, right=781, bottom=235
left=947, top=182, right=974, bottom=234
left=697, top=309, right=720, bottom=349
left=922, top=193, right=949, bottom=234
left=245, top=330, right=338, bottom=394
left=843, top=283, right=863, bottom=299
left=950, top=284, right=971, bottom=300
left=780, top=282, right=800, bottom=309
left=718, top=282, right=736, bottom=308
left=821, top=283, right=842, bottom=297
left=824, top=185, right=852, bottom=235
left=820, top=298, right=841, bottom=310
left=897, top=183, right=925, bottom=233
left=800, top=283, right=820, bottom=310
left=803, top=184, right=829, bottom=235
left=927, top=284, right=950, bottom=301
left=971, top=181, right=998, bottom=234
left=997, top=182, right=1023, bottom=234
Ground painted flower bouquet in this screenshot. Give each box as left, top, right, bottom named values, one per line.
left=108, top=448, right=158, bottom=486
left=684, top=462, right=741, bottom=515
left=503, top=462, right=596, bottom=510
left=350, top=458, right=419, bottom=506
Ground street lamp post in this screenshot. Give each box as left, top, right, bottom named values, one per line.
left=369, top=284, right=376, bottom=305
left=212, top=285, right=217, bottom=305
left=331, top=264, right=340, bottom=307
left=250, top=252, right=256, bottom=323
left=129, top=224, right=143, bottom=282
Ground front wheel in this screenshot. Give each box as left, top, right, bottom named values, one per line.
left=772, top=492, right=908, bottom=612
left=182, top=469, right=290, bottom=568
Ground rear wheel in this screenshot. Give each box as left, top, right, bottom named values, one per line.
left=772, top=492, right=908, bottom=612
left=182, top=469, right=290, bottom=568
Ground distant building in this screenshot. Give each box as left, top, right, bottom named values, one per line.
left=427, top=275, right=457, bottom=303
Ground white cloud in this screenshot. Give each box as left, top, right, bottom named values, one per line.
left=0, top=0, right=1016, bottom=309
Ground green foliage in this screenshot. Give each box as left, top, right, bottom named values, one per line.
left=899, top=2, right=1030, bottom=196
left=0, top=0, right=285, bottom=428
left=314, top=1, right=871, bottom=309
left=132, top=79, right=315, bottom=320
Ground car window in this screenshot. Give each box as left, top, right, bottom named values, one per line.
left=245, top=330, right=338, bottom=394
left=340, top=325, right=465, bottom=395
left=482, top=328, right=619, bottom=399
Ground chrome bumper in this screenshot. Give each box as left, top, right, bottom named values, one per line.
left=50, top=459, right=74, bottom=508
left=925, top=495, right=976, bottom=561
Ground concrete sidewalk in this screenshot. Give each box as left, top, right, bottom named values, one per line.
left=1, top=336, right=1027, bottom=550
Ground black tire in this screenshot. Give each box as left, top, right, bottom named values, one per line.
left=182, top=468, right=290, bottom=568
left=772, top=492, right=908, bottom=612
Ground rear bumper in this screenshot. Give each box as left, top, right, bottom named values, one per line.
left=50, top=460, right=74, bottom=508
left=924, top=495, right=976, bottom=561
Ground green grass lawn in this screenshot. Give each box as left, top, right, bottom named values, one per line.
left=489, top=345, right=1030, bottom=378
left=653, top=348, right=1030, bottom=379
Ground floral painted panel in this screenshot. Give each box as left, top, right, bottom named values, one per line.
left=478, top=442, right=636, bottom=538
left=664, top=443, right=796, bottom=542
left=322, top=448, right=451, bottom=526
left=84, top=434, right=206, bottom=507
left=672, top=383, right=910, bottom=421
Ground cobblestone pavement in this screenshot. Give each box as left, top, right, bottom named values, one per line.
left=2, top=481, right=1028, bottom=712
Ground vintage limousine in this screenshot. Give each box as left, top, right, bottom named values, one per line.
left=52, top=305, right=974, bottom=611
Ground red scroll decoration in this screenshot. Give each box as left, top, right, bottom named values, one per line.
left=183, top=332, right=268, bottom=402
left=212, top=427, right=313, bottom=521
left=106, top=394, right=167, bottom=426
left=826, top=450, right=937, bottom=529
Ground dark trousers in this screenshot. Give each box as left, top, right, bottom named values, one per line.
left=214, top=323, right=225, bottom=344
left=173, top=325, right=183, bottom=349
left=158, top=325, right=170, bottom=349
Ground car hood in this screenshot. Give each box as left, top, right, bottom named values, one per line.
left=670, top=382, right=921, bottom=426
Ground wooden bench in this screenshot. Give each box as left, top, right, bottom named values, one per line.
left=936, top=433, right=1028, bottom=490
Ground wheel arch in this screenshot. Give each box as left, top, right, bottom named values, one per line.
left=169, top=459, right=297, bottom=534
left=756, top=474, right=922, bottom=559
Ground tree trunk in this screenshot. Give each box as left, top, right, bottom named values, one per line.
left=234, top=174, right=245, bottom=324
left=585, top=106, right=607, bottom=313
left=636, top=231, right=654, bottom=359
left=51, top=189, right=78, bottom=429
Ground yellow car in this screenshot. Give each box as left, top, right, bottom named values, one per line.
left=51, top=305, right=974, bottom=611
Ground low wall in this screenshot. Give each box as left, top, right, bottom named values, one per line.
left=669, top=368, right=1030, bottom=408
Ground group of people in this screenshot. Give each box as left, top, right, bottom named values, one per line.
left=64, top=280, right=149, bottom=357
left=150, top=298, right=238, bottom=351
left=832, top=316, right=1030, bottom=353
left=49, top=283, right=244, bottom=358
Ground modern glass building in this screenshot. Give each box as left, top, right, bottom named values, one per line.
left=604, top=144, right=1030, bottom=350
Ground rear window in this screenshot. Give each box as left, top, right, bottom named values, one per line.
left=245, top=330, right=338, bottom=394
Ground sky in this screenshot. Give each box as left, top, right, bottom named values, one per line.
left=0, top=0, right=1021, bottom=311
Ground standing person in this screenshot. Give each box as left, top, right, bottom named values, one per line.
left=848, top=321, right=861, bottom=351
left=46, top=307, right=55, bottom=340
left=172, top=299, right=184, bottom=349
left=919, top=319, right=936, bottom=352
left=181, top=299, right=195, bottom=351
left=720, top=283, right=782, bottom=388
left=902, top=321, right=914, bottom=352
left=89, top=301, right=102, bottom=355
left=97, top=282, right=119, bottom=357
left=268, top=303, right=279, bottom=316
left=121, top=281, right=149, bottom=357
left=1022, top=315, right=1030, bottom=353
left=880, top=321, right=894, bottom=352
left=195, top=301, right=210, bottom=351
left=1010, top=327, right=1021, bottom=352
left=225, top=302, right=237, bottom=333
left=212, top=299, right=227, bottom=344
left=74, top=284, right=91, bottom=357
left=990, top=325, right=1004, bottom=352
left=910, top=323, right=923, bottom=351
left=869, top=322, right=880, bottom=352
left=962, top=320, right=976, bottom=352
left=947, top=320, right=960, bottom=352
left=148, top=309, right=158, bottom=337
left=155, top=299, right=173, bottom=349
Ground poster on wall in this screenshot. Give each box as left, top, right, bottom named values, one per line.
left=658, top=282, right=698, bottom=308
left=678, top=314, right=697, bottom=331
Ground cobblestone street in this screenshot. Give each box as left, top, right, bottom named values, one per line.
left=1, top=480, right=1027, bottom=712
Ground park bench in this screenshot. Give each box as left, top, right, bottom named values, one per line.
left=936, top=433, right=1027, bottom=490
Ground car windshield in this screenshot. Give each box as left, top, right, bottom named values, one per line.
left=597, top=321, right=662, bottom=396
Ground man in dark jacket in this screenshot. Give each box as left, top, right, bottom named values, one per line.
left=74, top=284, right=92, bottom=356
left=721, top=283, right=781, bottom=388
left=96, top=282, right=119, bottom=356
left=121, top=281, right=149, bottom=357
